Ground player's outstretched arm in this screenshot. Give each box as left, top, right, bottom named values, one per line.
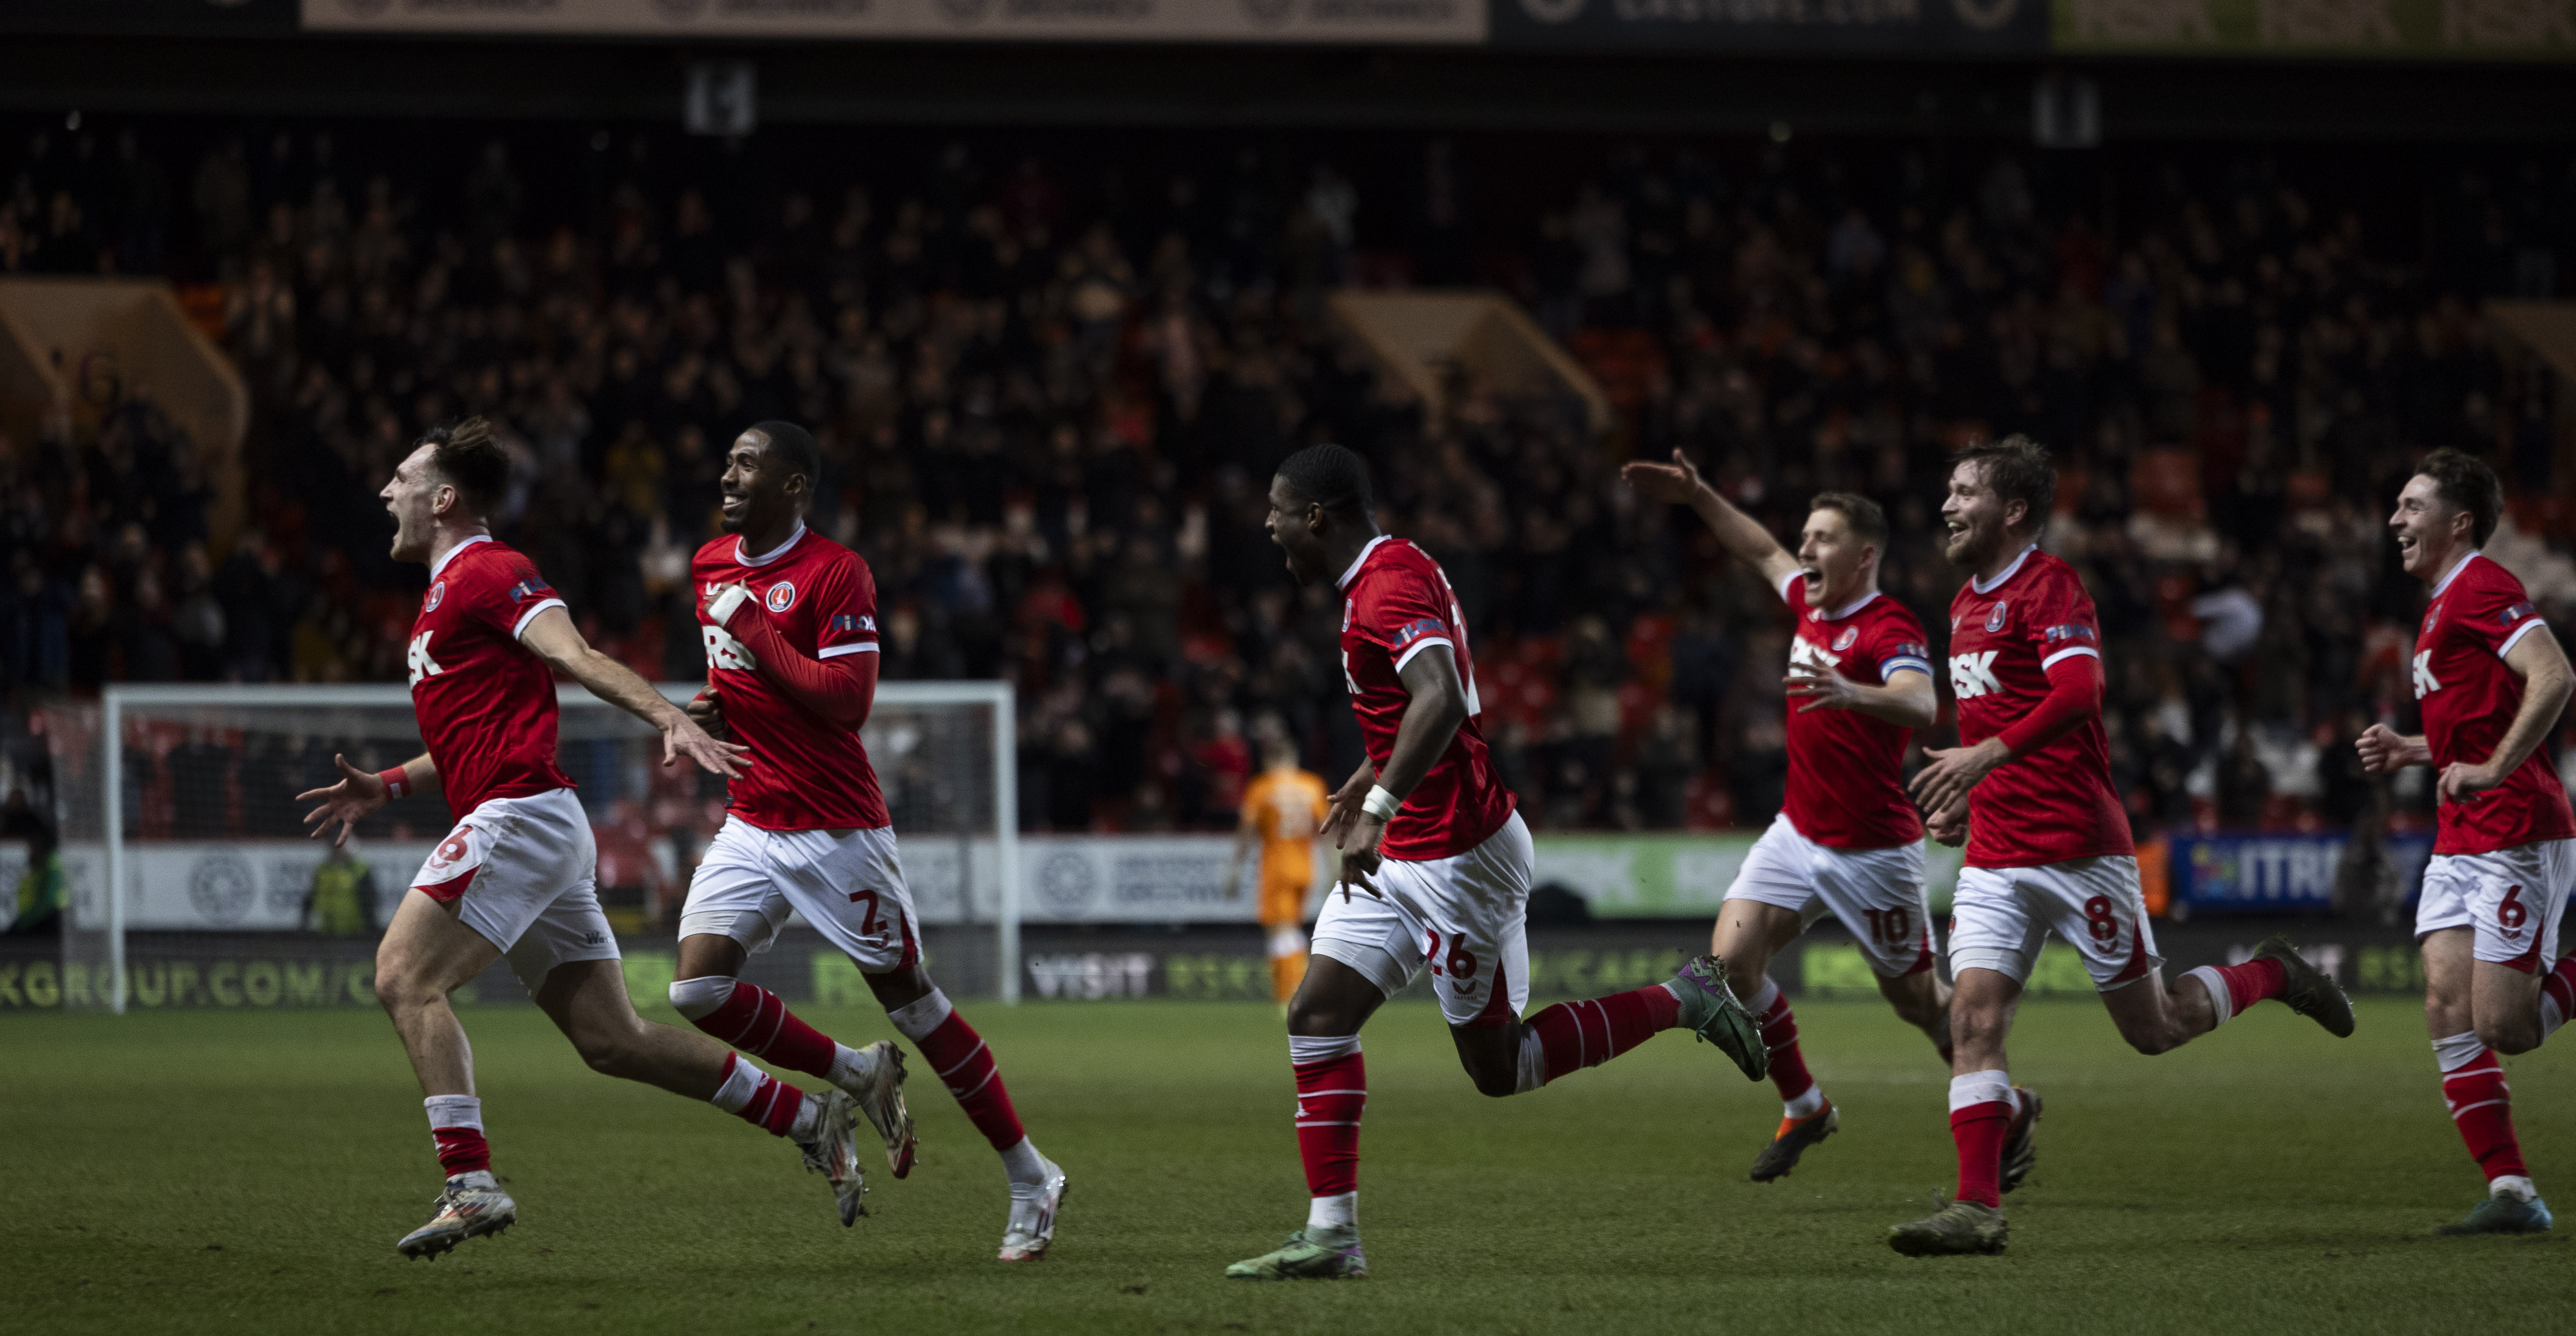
left=1620, top=449, right=1801, bottom=592
left=2438, top=628, right=2574, bottom=803
left=1786, top=664, right=1938, bottom=729
left=297, top=751, right=435, bottom=848
left=704, top=582, right=878, bottom=730
left=1333, top=649, right=1471, bottom=901
left=2355, top=723, right=2432, bottom=774
left=519, top=604, right=751, bottom=778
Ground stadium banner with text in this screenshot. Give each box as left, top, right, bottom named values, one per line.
left=1488, top=0, right=2047, bottom=54
left=2167, top=831, right=2433, bottom=914
left=2051, top=0, right=2576, bottom=59
left=0, top=917, right=2451, bottom=1009
left=299, top=0, right=1485, bottom=45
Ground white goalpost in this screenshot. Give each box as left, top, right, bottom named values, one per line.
left=49, top=680, right=1019, bottom=1013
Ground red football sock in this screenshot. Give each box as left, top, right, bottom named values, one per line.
left=2213, top=958, right=2286, bottom=1017
left=2444, top=1049, right=2527, bottom=1182
left=714, top=1052, right=808, bottom=1137
left=2540, top=956, right=2576, bottom=1037
left=1525, top=985, right=1682, bottom=1085
left=1294, top=1045, right=1366, bottom=1196
left=433, top=1126, right=490, bottom=1177
left=1755, top=989, right=1816, bottom=1104
left=1950, top=1101, right=2013, bottom=1209
left=692, top=981, right=838, bottom=1081
left=918, top=1009, right=1028, bottom=1152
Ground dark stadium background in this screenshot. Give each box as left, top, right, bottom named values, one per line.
left=1, top=6, right=2572, bottom=1003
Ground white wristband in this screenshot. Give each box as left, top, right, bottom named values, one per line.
left=1362, top=785, right=1402, bottom=822
left=707, top=584, right=753, bottom=628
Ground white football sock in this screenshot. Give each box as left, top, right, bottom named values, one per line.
left=1001, top=1136, right=1048, bottom=1194
left=1783, top=1086, right=1827, bottom=1119
left=2492, top=1175, right=2538, bottom=1203
left=826, top=1042, right=877, bottom=1089
left=1306, top=1190, right=1357, bottom=1233
left=424, top=1094, right=483, bottom=1133
left=788, top=1094, right=822, bottom=1143
left=1949, top=1069, right=2012, bottom=1112
left=667, top=975, right=736, bottom=1020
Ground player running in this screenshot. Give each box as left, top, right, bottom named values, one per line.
left=2355, top=448, right=2576, bottom=1236
left=297, top=417, right=876, bottom=1260
left=1622, top=450, right=1951, bottom=1181
left=671, top=421, right=1066, bottom=1260
left=1890, top=435, right=2354, bottom=1257
left=1225, top=444, right=1768, bottom=1282
left=1231, top=730, right=1329, bottom=1005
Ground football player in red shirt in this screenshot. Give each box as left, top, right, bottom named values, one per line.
left=1623, top=451, right=1951, bottom=1182
left=1224, top=444, right=1767, bottom=1281
left=672, top=421, right=1063, bottom=1260
left=1891, top=435, right=2353, bottom=1256
left=2356, top=448, right=2576, bottom=1235
left=296, top=419, right=886, bottom=1259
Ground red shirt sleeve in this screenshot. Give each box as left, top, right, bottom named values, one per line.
left=1357, top=568, right=1454, bottom=674
left=1870, top=606, right=1935, bottom=684
left=472, top=552, right=567, bottom=641
left=2456, top=568, right=2547, bottom=661
left=2024, top=568, right=2103, bottom=674
left=811, top=553, right=882, bottom=660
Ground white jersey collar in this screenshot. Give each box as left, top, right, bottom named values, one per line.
left=429, top=533, right=493, bottom=581
left=1816, top=589, right=1883, bottom=623
left=737, top=523, right=809, bottom=568
left=1336, top=534, right=1393, bottom=593
left=2430, top=549, right=2483, bottom=598
left=1971, top=544, right=2039, bottom=596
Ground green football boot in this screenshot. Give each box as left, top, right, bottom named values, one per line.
left=1887, top=1199, right=2009, bottom=1256
left=1225, top=1225, right=1368, bottom=1279
left=1670, top=955, right=1768, bottom=1082
left=2437, top=1192, right=2554, bottom=1236
left=2251, top=936, right=2355, bottom=1038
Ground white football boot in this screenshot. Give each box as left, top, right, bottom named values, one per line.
left=396, top=1172, right=517, bottom=1259
left=796, top=1089, right=869, bottom=1225
left=842, top=1040, right=918, bottom=1179
left=997, top=1157, right=1067, bottom=1261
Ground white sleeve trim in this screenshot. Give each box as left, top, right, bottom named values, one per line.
left=1392, top=635, right=1455, bottom=673
left=1880, top=657, right=1935, bottom=679
left=819, top=643, right=880, bottom=658
left=2497, top=618, right=2546, bottom=659
left=2040, top=646, right=2101, bottom=671
left=511, top=598, right=568, bottom=640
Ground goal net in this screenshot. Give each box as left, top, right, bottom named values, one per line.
left=40, top=682, right=1019, bottom=1013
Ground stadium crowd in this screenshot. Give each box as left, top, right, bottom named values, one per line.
left=2, top=121, right=2574, bottom=848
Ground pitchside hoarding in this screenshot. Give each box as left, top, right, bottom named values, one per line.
left=1489, top=0, right=2046, bottom=55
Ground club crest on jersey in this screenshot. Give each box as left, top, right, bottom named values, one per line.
left=1831, top=626, right=1859, bottom=653
left=1984, top=600, right=2009, bottom=633
left=423, top=581, right=445, bottom=612
left=2424, top=607, right=2441, bottom=635
left=766, top=581, right=796, bottom=613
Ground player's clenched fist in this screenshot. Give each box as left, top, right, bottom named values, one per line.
left=2353, top=722, right=2425, bottom=776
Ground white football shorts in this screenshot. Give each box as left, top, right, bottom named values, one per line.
left=1947, top=855, right=2162, bottom=991
left=680, top=816, right=920, bottom=973
left=2414, top=838, right=2575, bottom=972
left=1312, top=810, right=1534, bottom=1028
left=1725, top=812, right=1937, bottom=978
left=410, top=787, right=621, bottom=993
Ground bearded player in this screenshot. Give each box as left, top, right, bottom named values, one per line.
left=298, top=418, right=875, bottom=1259
left=1224, top=444, right=1767, bottom=1281
left=674, top=421, right=1066, bottom=1261
left=1622, top=451, right=1951, bottom=1181
left=2356, top=448, right=2576, bottom=1235
left=1891, top=435, right=2354, bottom=1256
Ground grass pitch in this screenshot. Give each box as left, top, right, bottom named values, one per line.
left=5, top=997, right=2573, bottom=1335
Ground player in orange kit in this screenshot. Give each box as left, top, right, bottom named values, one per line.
left=1232, top=732, right=1330, bottom=1004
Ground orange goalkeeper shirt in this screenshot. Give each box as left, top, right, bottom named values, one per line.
left=1242, top=767, right=1328, bottom=925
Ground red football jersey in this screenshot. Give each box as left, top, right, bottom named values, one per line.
left=1946, top=546, right=2134, bottom=868
left=408, top=536, right=577, bottom=818
left=1338, top=536, right=1516, bottom=861
left=695, top=524, right=890, bottom=831
left=2413, top=552, right=2576, bottom=856
left=1777, top=573, right=1933, bottom=850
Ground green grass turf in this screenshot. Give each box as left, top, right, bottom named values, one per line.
left=5, top=997, right=2573, bottom=1335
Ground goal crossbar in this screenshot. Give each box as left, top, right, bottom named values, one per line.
left=82, top=680, right=1019, bottom=1012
